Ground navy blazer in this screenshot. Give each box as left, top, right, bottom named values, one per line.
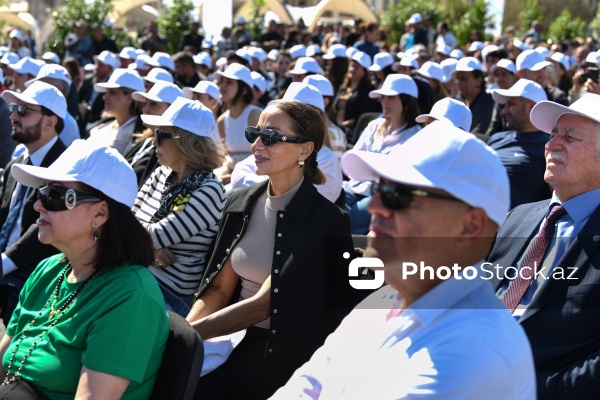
left=487, top=199, right=600, bottom=400
left=0, top=139, right=67, bottom=275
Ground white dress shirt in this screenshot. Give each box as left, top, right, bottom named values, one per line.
left=271, top=263, right=536, bottom=399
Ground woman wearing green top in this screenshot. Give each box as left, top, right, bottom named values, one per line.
left=0, top=140, right=169, bottom=399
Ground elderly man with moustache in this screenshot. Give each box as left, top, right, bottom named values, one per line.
left=489, top=93, right=600, bottom=399
left=270, top=121, right=536, bottom=399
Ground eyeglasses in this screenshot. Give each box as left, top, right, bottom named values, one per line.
left=371, top=182, right=461, bottom=210
left=8, top=104, right=43, bottom=117
left=38, top=186, right=101, bottom=212
left=154, top=128, right=173, bottom=146
left=245, top=126, right=309, bottom=147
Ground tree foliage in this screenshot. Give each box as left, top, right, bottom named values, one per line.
left=247, top=0, right=267, bottom=41
left=380, top=0, right=493, bottom=47
left=47, top=0, right=135, bottom=58
left=380, top=0, right=439, bottom=45
left=47, top=0, right=111, bottom=57
left=519, top=0, right=544, bottom=34
left=547, top=10, right=587, bottom=42
left=157, top=0, right=195, bottom=54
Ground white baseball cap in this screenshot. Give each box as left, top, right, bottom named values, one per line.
left=516, top=49, right=552, bottom=72
left=482, top=45, right=500, bottom=61
left=193, top=52, right=212, bottom=69
left=25, top=64, right=72, bottom=88
left=119, top=47, right=138, bottom=60
left=1, top=52, right=19, bottom=66
left=2, top=80, right=67, bottom=119
left=42, top=52, right=60, bottom=64
left=251, top=71, right=267, bottom=93
left=289, top=44, right=307, bottom=60
left=147, top=52, right=175, bottom=71
left=234, top=48, right=253, bottom=65
left=282, top=82, right=324, bottom=112
left=303, top=74, right=334, bottom=97
left=267, top=49, right=280, bottom=61
left=416, top=61, right=444, bottom=82
left=141, top=97, right=217, bottom=139
left=132, top=80, right=184, bottom=104
left=143, top=67, right=174, bottom=84
left=94, top=68, right=145, bottom=92
left=369, top=74, right=418, bottom=99
left=9, top=57, right=43, bottom=77
left=11, top=139, right=137, bottom=208
left=183, top=80, right=220, bottom=102
left=586, top=51, right=600, bottom=65
left=491, top=78, right=547, bottom=105
left=468, top=41, right=484, bottom=52
left=440, top=58, right=458, bottom=82
left=392, top=56, right=419, bottom=72
left=9, top=30, right=23, bottom=41
left=236, top=16, right=246, bottom=24
left=352, top=51, right=372, bottom=70
left=247, top=47, right=267, bottom=63
left=341, top=120, right=510, bottom=227
left=535, top=46, right=551, bottom=58
left=513, top=39, right=531, bottom=52
left=322, top=44, right=347, bottom=60
left=128, top=54, right=152, bottom=72
left=491, top=58, right=516, bottom=75
left=416, top=97, right=473, bottom=131
left=530, top=93, right=600, bottom=134
left=369, top=52, right=394, bottom=72
left=94, top=51, right=120, bottom=69
left=214, top=63, right=254, bottom=89
left=306, top=44, right=321, bottom=58
left=450, top=49, right=464, bottom=59
left=408, top=13, right=423, bottom=24
left=456, top=57, right=483, bottom=72
left=548, top=52, right=570, bottom=71
left=346, top=47, right=358, bottom=59
left=84, top=63, right=96, bottom=73
left=285, top=57, right=321, bottom=77
left=436, top=45, right=452, bottom=57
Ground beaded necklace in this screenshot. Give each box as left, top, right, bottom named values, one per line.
left=2, top=263, right=99, bottom=385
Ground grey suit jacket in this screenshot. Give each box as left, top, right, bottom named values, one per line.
left=488, top=199, right=600, bottom=400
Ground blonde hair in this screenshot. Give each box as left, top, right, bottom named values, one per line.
left=172, top=127, right=225, bottom=171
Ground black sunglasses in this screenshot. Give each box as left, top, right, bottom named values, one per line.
left=245, top=127, right=309, bottom=147
left=371, top=182, right=461, bottom=210
left=155, top=128, right=173, bottom=146
left=9, top=103, right=43, bottom=116
left=38, top=186, right=101, bottom=212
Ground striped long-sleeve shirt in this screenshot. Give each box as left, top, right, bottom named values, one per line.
left=133, top=166, right=226, bottom=296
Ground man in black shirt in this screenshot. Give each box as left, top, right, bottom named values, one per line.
left=488, top=79, right=551, bottom=208
left=91, top=24, right=118, bottom=55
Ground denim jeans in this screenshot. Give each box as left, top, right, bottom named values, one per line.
left=157, top=281, right=194, bottom=317
left=343, top=187, right=372, bottom=235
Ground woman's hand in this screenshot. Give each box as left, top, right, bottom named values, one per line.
left=154, top=248, right=177, bottom=268
left=584, top=78, right=600, bottom=95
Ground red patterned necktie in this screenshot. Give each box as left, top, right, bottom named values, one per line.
left=502, top=205, right=567, bottom=313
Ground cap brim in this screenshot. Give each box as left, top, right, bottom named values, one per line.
left=94, top=82, right=121, bottom=92
left=132, top=91, right=158, bottom=103
left=11, top=163, right=77, bottom=189
left=369, top=89, right=400, bottom=98
left=140, top=114, right=175, bottom=128
left=2, top=90, right=37, bottom=108
left=491, top=90, right=509, bottom=105
left=530, top=100, right=600, bottom=134
left=341, top=150, right=433, bottom=188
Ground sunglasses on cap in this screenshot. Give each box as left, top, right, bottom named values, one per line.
left=38, top=186, right=101, bottom=212
left=245, top=126, right=309, bottom=147
left=371, top=181, right=461, bottom=210
left=154, top=128, right=173, bottom=146
left=8, top=103, right=43, bottom=117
